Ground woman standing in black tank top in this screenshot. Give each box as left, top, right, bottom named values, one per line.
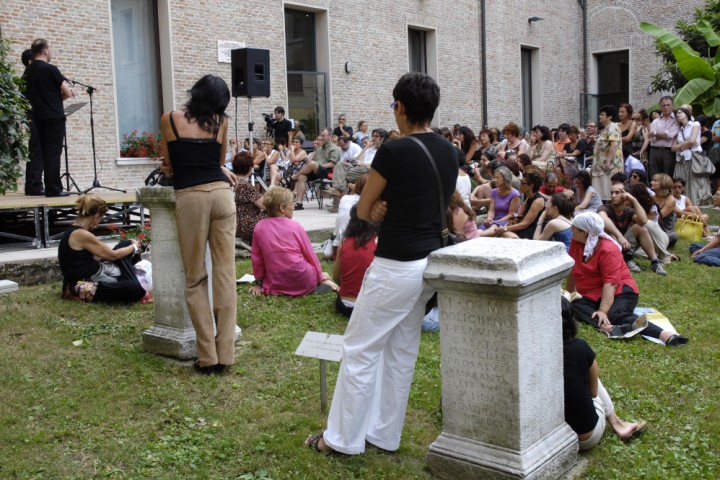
left=159, top=75, right=238, bottom=375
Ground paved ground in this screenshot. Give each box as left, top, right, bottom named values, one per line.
left=0, top=195, right=337, bottom=266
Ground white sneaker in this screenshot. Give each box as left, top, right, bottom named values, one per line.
left=627, top=260, right=641, bottom=273
left=651, top=262, right=668, bottom=276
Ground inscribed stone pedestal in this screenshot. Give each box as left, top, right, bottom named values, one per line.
left=424, top=238, right=577, bottom=480
left=137, top=187, right=240, bottom=360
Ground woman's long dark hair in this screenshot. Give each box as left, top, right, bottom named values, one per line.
left=184, top=75, right=230, bottom=133
left=629, top=183, right=654, bottom=213
left=343, top=205, right=378, bottom=248
left=458, top=126, right=476, bottom=154
left=561, top=297, right=577, bottom=343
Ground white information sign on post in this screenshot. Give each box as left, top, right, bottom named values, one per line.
left=295, top=331, right=345, bottom=412
left=295, top=331, right=344, bottom=361
left=217, top=40, right=246, bottom=63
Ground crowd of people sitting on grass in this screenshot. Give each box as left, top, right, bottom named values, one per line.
left=214, top=99, right=720, bottom=339
left=56, top=85, right=720, bottom=452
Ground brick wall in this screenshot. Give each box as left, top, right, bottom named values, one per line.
left=0, top=0, right=706, bottom=195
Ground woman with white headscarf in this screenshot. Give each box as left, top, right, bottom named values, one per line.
left=565, top=212, right=688, bottom=346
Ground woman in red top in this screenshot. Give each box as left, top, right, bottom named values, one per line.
left=565, top=212, right=688, bottom=346
left=332, top=205, right=378, bottom=316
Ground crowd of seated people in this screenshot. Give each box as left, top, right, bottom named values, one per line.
left=226, top=100, right=718, bottom=298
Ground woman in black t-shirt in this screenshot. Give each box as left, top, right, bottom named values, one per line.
left=561, top=297, right=647, bottom=451
left=307, top=72, right=457, bottom=456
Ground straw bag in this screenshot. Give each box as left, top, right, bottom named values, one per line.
left=674, top=214, right=703, bottom=242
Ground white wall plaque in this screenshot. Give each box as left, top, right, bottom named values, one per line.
left=217, top=40, right=246, bottom=63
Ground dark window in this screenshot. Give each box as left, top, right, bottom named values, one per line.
left=521, top=48, right=533, bottom=130
left=597, top=51, right=629, bottom=109
left=409, top=28, right=427, bottom=73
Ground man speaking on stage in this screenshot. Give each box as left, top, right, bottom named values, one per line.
left=23, top=38, right=76, bottom=197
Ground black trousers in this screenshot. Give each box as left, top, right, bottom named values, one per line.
left=334, top=294, right=354, bottom=317
left=92, top=241, right=146, bottom=303
left=571, top=285, right=663, bottom=339
left=648, top=148, right=675, bottom=179
left=26, top=116, right=65, bottom=196
left=25, top=121, right=44, bottom=193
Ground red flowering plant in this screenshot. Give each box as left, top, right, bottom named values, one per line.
left=108, top=219, right=152, bottom=252
left=120, top=130, right=163, bottom=159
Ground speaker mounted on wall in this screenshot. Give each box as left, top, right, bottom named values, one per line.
left=231, top=48, right=270, bottom=98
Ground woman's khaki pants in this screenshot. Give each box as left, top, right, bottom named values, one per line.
left=175, top=182, right=237, bottom=367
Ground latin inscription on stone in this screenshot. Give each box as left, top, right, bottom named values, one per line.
left=439, top=293, right=519, bottom=441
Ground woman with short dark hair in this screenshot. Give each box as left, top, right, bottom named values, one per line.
left=233, top=151, right=267, bottom=245
left=592, top=105, right=624, bottom=201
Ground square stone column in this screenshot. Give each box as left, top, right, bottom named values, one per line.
left=137, top=187, right=241, bottom=360
left=424, top=238, right=577, bottom=480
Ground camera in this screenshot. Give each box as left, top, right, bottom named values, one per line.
left=262, top=113, right=273, bottom=126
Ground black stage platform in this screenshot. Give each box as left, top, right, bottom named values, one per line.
left=0, top=192, right=145, bottom=250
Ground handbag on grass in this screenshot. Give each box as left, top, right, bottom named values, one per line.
left=674, top=214, right=703, bottom=242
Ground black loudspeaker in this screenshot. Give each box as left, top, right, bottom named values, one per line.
left=231, top=48, right=270, bottom=98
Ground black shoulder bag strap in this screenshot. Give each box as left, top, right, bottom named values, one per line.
left=407, top=135, right=450, bottom=247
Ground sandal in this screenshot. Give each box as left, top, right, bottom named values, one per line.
left=305, top=432, right=337, bottom=454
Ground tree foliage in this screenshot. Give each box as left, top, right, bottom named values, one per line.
left=0, top=37, right=29, bottom=195
left=648, top=0, right=720, bottom=93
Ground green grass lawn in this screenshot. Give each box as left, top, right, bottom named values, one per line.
left=0, top=222, right=719, bottom=479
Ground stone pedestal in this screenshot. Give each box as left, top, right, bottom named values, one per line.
left=137, top=187, right=241, bottom=360
left=424, top=238, right=577, bottom=480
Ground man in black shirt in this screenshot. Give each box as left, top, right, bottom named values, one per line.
left=597, top=183, right=667, bottom=275
left=332, top=114, right=353, bottom=139
left=24, top=39, right=75, bottom=197
left=269, top=106, right=292, bottom=146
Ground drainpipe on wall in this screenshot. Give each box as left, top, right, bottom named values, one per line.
left=480, top=0, right=488, bottom=127
left=579, top=0, right=588, bottom=124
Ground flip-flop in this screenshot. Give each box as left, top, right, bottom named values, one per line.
left=620, top=420, right=648, bottom=443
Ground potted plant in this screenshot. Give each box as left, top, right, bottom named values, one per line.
left=120, top=130, right=163, bottom=159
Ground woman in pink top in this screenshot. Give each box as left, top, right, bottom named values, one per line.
left=250, top=187, right=338, bottom=296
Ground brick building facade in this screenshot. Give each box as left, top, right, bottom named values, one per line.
left=0, top=0, right=706, bottom=192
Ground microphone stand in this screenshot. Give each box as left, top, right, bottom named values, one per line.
left=71, top=79, right=126, bottom=194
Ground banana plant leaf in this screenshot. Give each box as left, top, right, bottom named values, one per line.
left=673, top=77, right=714, bottom=107
left=673, top=47, right=715, bottom=81
left=640, top=22, right=695, bottom=55
left=697, top=19, right=720, bottom=48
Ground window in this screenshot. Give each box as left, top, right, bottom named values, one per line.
left=285, top=8, right=328, bottom=142
left=409, top=28, right=427, bottom=73
left=596, top=51, right=629, bottom=109
left=111, top=0, right=162, bottom=150
left=520, top=47, right=539, bottom=129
